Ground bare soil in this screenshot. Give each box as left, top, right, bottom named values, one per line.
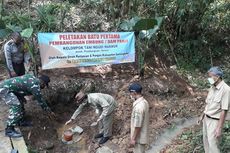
left=0, top=63, right=207, bottom=153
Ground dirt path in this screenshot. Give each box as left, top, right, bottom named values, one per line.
left=146, top=117, right=198, bottom=153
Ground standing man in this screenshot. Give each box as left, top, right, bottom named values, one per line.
left=4, top=32, right=27, bottom=77
left=129, top=83, right=149, bottom=153
left=198, top=67, right=230, bottom=153
left=65, top=91, right=117, bottom=144
left=0, top=74, right=55, bottom=138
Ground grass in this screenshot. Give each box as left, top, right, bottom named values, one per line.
left=176, top=68, right=209, bottom=89
left=171, top=121, right=230, bottom=153
left=28, top=147, right=38, bottom=153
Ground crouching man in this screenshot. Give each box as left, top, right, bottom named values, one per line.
left=0, top=74, right=55, bottom=138
left=65, top=91, right=117, bottom=144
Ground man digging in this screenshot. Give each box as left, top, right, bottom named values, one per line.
left=0, top=74, right=55, bottom=138
left=65, top=91, right=117, bottom=144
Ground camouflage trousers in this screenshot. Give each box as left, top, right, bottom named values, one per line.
left=0, top=88, right=24, bottom=126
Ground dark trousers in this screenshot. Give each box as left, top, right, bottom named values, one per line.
left=8, top=63, right=25, bottom=77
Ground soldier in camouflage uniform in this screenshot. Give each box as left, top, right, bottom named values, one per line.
left=0, top=74, right=54, bottom=138
left=3, top=32, right=28, bottom=77
left=65, top=91, right=117, bottom=144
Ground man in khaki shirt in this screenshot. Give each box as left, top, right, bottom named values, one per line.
left=198, top=67, right=230, bottom=153
left=129, top=83, right=149, bottom=153
left=65, top=91, right=117, bottom=144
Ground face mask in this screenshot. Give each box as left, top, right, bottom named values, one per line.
left=130, top=95, right=136, bottom=101
left=208, top=77, right=215, bottom=85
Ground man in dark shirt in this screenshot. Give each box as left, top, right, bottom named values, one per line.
left=3, top=32, right=28, bottom=77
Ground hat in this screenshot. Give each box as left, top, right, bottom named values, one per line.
left=39, top=75, right=50, bottom=87
left=129, top=83, right=142, bottom=93
left=208, top=66, right=224, bottom=78
left=75, top=91, right=87, bottom=102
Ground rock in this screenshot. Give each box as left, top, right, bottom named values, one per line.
left=96, top=146, right=113, bottom=153
left=42, top=141, right=54, bottom=150
left=170, top=65, right=177, bottom=70
left=196, top=96, right=202, bottom=100
left=121, top=139, right=127, bottom=145
left=112, top=138, right=118, bottom=144
left=71, top=125, right=84, bottom=134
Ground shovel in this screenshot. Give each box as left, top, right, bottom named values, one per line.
left=11, top=149, right=18, bottom=153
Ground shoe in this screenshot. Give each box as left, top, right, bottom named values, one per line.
left=5, top=126, right=22, bottom=138
left=99, top=137, right=110, bottom=144
left=94, top=133, right=104, bottom=139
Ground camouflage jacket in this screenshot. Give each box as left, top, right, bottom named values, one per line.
left=0, top=74, right=50, bottom=110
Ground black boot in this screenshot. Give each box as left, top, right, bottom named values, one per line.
left=94, top=133, right=104, bottom=139
left=5, top=126, right=22, bottom=138
left=99, top=137, right=110, bottom=144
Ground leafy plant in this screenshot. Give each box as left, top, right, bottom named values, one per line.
left=34, top=4, right=60, bottom=32
left=120, top=16, right=163, bottom=76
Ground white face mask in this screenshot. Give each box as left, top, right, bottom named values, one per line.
left=208, top=77, right=215, bottom=85
left=130, top=95, right=136, bottom=101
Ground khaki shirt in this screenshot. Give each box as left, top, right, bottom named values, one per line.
left=131, top=97, right=149, bottom=144
left=204, top=81, right=230, bottom=119
left=71, top=93, right=117, bottom=120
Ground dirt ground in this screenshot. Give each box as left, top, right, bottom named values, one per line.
left=0, top=37, right=195, bottom=152
left=0, top=63, right=207, bottom=153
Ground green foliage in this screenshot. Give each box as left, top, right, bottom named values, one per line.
left=28, top=147, right=38, bottom=153
left=117, top=0, right=229, bottom=72
left=120, top=17, right=140, bottom=31
left=0, top=2, right=71, bottom=37
left=120, top=16, right=163, bottom=75
left=175, top=122, right=230, bottom=153
left=222, top=57, right=230, bottom=85
left=220, top=121, right=230, bottom=151
left=0, top=28, right=10, bottom=38
left=0, top=0, right=228, bottom=73
left=84, top=0, right=103, bottom=5
left=176, top=68, right=209, bottom=89
left=133, top=19, right=158, bottom=31
left=158, top=0, right=229, bottom=70
left=3, top=12, right=31, bottom=29
left=0, top=18, right=22, bottom=38
left=21, top=28, right=33, bottom=38
left=67, top=0, right=80, bottom=4
left=139, top=17, right=164, bottom=39
left=34, top=4, right=60, bottom=32
left=179, top=129, right=203, bottom=152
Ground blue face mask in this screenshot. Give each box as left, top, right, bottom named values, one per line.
left=208, top=77, right=215, bottom=85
